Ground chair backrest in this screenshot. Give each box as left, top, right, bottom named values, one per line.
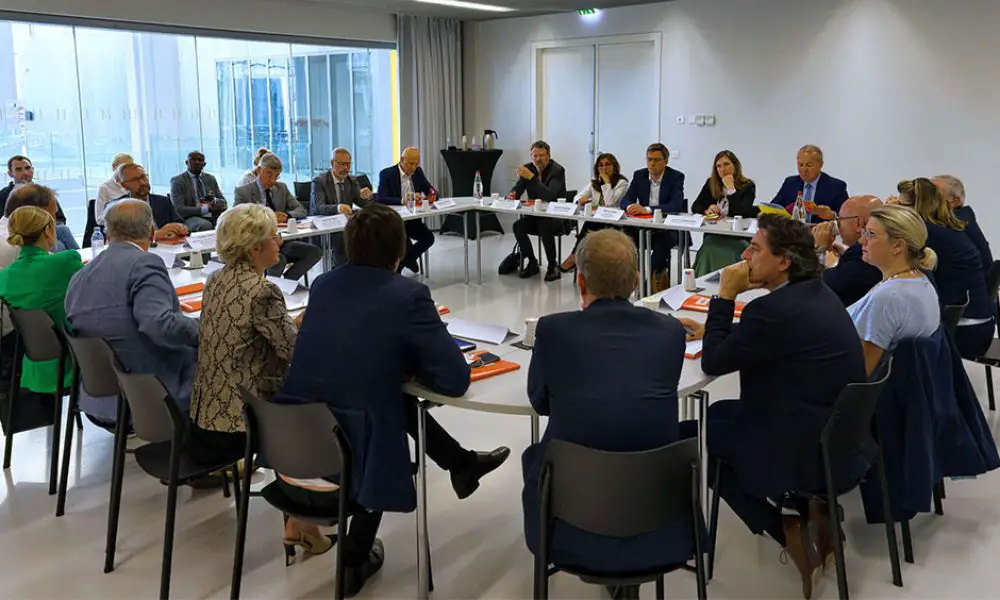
left=239, top=386, right=348, bottom=480
left=82, top=199, right=96, bottom=248
left=64, top=333, right=119, bottom=398
left=293, top=181, right=312, bottom=207
left=6, top=305, right=63, bottom=362
left=821, top=357, right=894, bottom=463
left=110, top=361, right=183, bottom=444
left=565, top=189, right=577, bottom=202
left=987, top=261, right=1000, bottom=333
left=541, top=437, right=698, bottom=538
left=941, top=291, right=970, bottom=336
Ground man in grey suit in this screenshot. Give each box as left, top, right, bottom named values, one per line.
left=65, top=199, right=200, bottom=426
left=311, top=146, right=374, bottom=266
left=233, top=152, right=322, bottom=281
left=169, top=151, right=227, bottom=232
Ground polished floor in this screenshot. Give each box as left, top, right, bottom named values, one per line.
left=2, top=232, right=1000, bottom=599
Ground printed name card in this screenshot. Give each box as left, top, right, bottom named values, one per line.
left=664, top=214, right=705, bottom=228
left=546, top=202, right=578, bottom=216
left=491, top=199, right=521, bottom=211
left=747, top=219, right=759, bottom=234
left=186, top=233, right=216, bottom=251
left=592, top=207, right=625, bottom=221
left=433, top=198, right=458, bottom=209
left=392, top=205, right=413, bottom=217
left=312, top=215, right=347, bottom=231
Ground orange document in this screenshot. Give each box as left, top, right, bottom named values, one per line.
left=157, top=236, right=187, bottom=245
left=179, top=298, right=203, bottom=313
left=469, top=352, right=521, bottom=382
left=175, top=282, right=205, bottom=296
left=436, top=304, right=451, bottom=315
left=680, top=295, right=746, bottom=318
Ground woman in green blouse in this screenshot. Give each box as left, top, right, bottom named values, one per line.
left=0, top=205, right=83, bottom=393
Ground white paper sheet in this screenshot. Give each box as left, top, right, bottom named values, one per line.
left=685, top=340, right=703, bottom=358
left=266, top=276, right=301, bottom=296
left=284, top=293, right=309, bottom=312
left=186, top=232, right=216, bottom=251
left=202, top=260, right=224, bottom=275
left=392, top=205, right=413, bottom=217
left=661, top=284, right=694, bottom=311
left=446, top=318, right=509, bottom=345
left=149, top=248, right=178, bottom=269
left=433, top=198, right=458, bottom=209
left=747, top=219, right=759, bottom=234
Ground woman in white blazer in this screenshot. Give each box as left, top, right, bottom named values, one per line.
left=560, top=153, right=630, bottom=272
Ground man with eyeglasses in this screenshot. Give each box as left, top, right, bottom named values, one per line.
left=813, top=195, right=883, bottom=306
left=311, top=147, right=375, bottom=266
left=113, top=163, right=189, bottom=244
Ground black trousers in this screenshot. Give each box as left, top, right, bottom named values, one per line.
left=188, top=422, right=247, bottom=466
left=569, top=222, right=617, bottom=256
left=628, top=229, right=678, bottom=272
left=270, top=240, right=323, bottom=281
left=513, top=216, right=567, bottom=265
left=402, top=221, right=435, bottom=272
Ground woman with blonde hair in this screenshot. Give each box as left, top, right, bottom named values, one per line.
left=692, top=150, right=758, bottom=275
left=0, top=205, right=83, bottom=393
left=239, top=148, right=272, bottom=187
left=897, top=178, right=993, bottom=359
left=848, top=204, right=940, bottom=376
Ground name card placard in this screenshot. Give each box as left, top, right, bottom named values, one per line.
left=433, top=198, right=458, bottom=209
left=491, top=199, right=521, bottom=211
left=664, top=214, right=705, bottom=228
left=312, top=215, right=347, bottom=231
left=747, top=219, right=759, bottom=235
left=546, top=202, right=578, bottom=216
left=392, top=205, right=413, bottom=217
left=186, top=234, right=216, bottom=251
left=592, top=207, right=625, bottom=221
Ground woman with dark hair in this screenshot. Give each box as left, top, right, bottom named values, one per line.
left=559, top=153, right=630, bottom=272
left=692, top=150, right=758, bottom=276
left=897, top=177, right=993, bottom=359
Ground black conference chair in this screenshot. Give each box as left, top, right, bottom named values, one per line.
left=973, top=260, right=1000, bottom=411
left=107, top=360, right=239, bottom=600
left=535, top=438, right=707, bottom=600
left=82, top=199, right=97, bottom=248
left=57, top=334, right=120, bottom=517
left=708, top=360, right=903, bottom=599
left=2, top=303, right=73, bottom=495
left=293, top=181, right=312, bottom=210
left=941, top=291, right=970, bottom=337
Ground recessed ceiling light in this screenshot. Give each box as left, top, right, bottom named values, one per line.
left=414, top=0, right=515, bottom=12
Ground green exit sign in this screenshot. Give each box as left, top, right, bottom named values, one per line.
left=578, top=8, right=597, bottom=15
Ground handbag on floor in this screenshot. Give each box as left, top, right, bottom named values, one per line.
left=498, top=242, right=521, bottom=275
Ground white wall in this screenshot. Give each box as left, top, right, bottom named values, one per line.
left=0, top=0, right=396, bottom=43
left=465, top=0, right=1000, bottom=246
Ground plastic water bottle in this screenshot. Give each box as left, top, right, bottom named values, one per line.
left=792, top=191, right=807, bottom=223
left=91, top=229, right=105, bottom=254
left=473, top=170, right=484, bottom=201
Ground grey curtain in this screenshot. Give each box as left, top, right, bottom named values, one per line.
left=397, top=15, right=463, bottom=196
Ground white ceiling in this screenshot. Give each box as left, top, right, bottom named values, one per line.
left=300, top=0, right=663, bottom=21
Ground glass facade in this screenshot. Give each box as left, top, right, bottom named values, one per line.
left=0, top=20, right=397, bottom=233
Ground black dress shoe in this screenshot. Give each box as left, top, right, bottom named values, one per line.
left=544, top=265, right=561, bottom=282
left=519, top=260, right=540, bottom=279
left=450, top=447, right=511, bottom=499
left=342, top=538, right=385, bottom=598
left=605, top=584, right=641, bottom=599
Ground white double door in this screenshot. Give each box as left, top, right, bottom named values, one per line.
left=534, top=35, right=661, bottom=193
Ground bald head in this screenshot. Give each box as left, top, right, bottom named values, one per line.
left=400, top=147, right=421, bottom=176
left=105, top=199, right=154, bottom=249
left=839, top=195, right=883, bottom=246
left=576, top=229, right=639, bottom=306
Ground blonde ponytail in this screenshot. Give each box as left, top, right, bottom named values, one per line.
left=6, top=233, right=24, bottom=247
left=917, top=246, right=938, bottom=271
left=6, top=205, right=54, bottom=248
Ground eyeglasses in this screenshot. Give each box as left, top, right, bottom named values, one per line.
left=334, top=161, right=352, bottom=167
left=835, top=215, right=862, bottom=225
left=860, top=228, right=877, bottom=240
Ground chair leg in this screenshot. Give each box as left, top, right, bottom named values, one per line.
left=222, top=471, right=232, bottom=498
left=230, top=463, right=254, bottom=599
left=987, top=366, right=996, bottom=411
left=48, top=371, right=65, bottom=496
left=655, top=575, right=665, bottom=600
left=426, top=526, right=435, bottom=593
left=933, top=482, right=944, bottom=515
left=876, top=454, right=903, bottom=587
left=900, top=519, right=914, bottom=564
left=3, top=360, right=20, bottom=470
left=707, top=465, right=721, bottom=581
left=104, top=400, right=129, bottom=573
left=160, top=476, right=180, bottom=599
left=75, top=408, right=84, bottom=430
left=56, top=378, right=81, bottom=516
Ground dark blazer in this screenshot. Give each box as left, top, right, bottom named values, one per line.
left=169, top=171, right=225, bottom=219
left=278, top=265, right=470, bottom=513
left=771, top=172, right=849, bottom=221
left=233, top=181, right=306, bottom=218
left=619, top=167, right=685, bottom=213
left=955, top=205, right=976, bottom=224
left=822, top=244, right=882, bottom=307
left=522, top=298, right=692, bottom=572
left=376, top=164, right=436, bottom=206
left=0, top=182, right=68, bottom=223
left=701, top=278, right=866, bottom=497
left=961, top=218, right=993, bottom=279
left=112, top=194, right=184, bottom=230
left=508, top=160, right=567, bottom=203
left=691, top=179, right=758, bottom=218
left=925, top=222, right=991, bottom=320
left=310, top=171, right=373, bottom=216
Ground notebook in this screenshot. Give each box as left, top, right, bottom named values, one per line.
left=175, top=282, right=205, bottom=296
left=469, top=351, right=521, bottom=382
left=179, top=298, right=203, bottom=313
left=681, top=295, right=746, bottom=318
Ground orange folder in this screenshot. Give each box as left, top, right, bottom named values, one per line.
left=469, top=352, right=521, bottom=382
left=437, top=304, right=451, bottom=316
left=175, top=282, right=205, bottom=296
left=684, top=348, right=702, bottom=360
left=179, top=298, right=203, bottom=313
left=157, top=236, right=187, bottom=246
left=680, top=295, right=746, bottom=319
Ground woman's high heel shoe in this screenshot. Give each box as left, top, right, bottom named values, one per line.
left=283, top=530, right=337, bottom=566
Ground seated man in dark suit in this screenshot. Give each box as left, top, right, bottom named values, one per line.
left=523, top=229, right=689, bottom=599
left=619, top=142, right=685, bottom=292
left=1, top=154, right=78, bottom=251
left=506, top=140, right=568, bottom=281
left=933, top=174, right=992, bottom=276
left=278, top=204, right=510, bottom=596
left=813, top=195, right=883, bottom=306
left=233, top=153, right=323, bottom=281
left=114, top=163, right=189, bottom=244
left=771, top=145, right=849, bottom=223
left=680, top=215, right=866, bottom=600
left=169, top=151, right=227, bottom=232
left=311, top=147, right=375, bottom=266
left=375, top=146, right=436, bottom=274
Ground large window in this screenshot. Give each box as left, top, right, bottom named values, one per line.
left=0, top=21, right=396, bottom=233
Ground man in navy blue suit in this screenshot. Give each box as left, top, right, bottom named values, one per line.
left=522, top=229, right=690, bottom=599
left=619, top=142, right=685, bottom=292
left=375, top=146, right=436, bottom=273
left=280, top=204, right=510, bottom=596
left=115, top=163, right=190, bottom=244
left=934, top=174, right=992, bottom=276
left=771, top=145, right=849, bottom=223
left=680, top=215, right=866, bottom=599
left=813, top=195, right=883, bottom=306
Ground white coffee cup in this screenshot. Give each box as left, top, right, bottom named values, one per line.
left=491, top=192, right=500, bottom=200
left=683, top=268, right=698, bottom=292
left=524, top=318, right=539, bottom=347
left=188, top=251, right=204, bottom=269
left=533, top=200, right=543, bottom=213
left=653, top=209, right=663, bottom=223
left=641, top=296, right=660, bottom=311
left=286, top=218, right=298, bottom=234
left=732, top=215, right=743, bottom=231
left=584, top=204, right=593, bottom=217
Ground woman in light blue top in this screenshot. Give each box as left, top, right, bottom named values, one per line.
left=848, top=204, right=940, bottom=376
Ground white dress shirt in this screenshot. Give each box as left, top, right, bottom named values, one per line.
left=648, top=172, right=663, bottom=210
left=95, top=178, right=128, bottom=226
left=399, top=165, right=414, bottom=199
left=576, top=178, right=630, bottom=208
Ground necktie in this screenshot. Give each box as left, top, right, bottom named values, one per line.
left=804, top=183, right=814, bottom=202
left=265, top=188, right=275, bottom=210
left=336, top=180, right=346, bottom=203
left=194, top=175, right=206, bottom=198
